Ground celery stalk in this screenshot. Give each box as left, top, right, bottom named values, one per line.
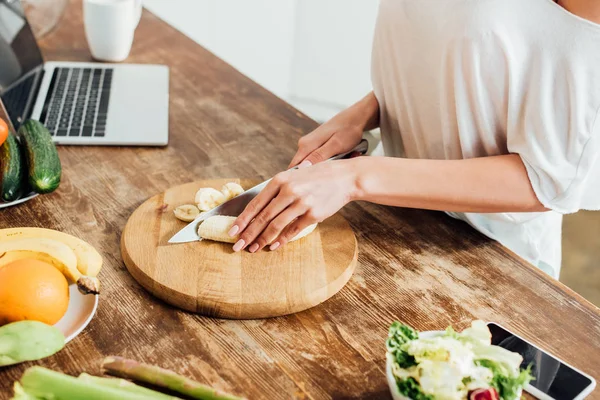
left=102, top=356, right=246, bottom=400
left=17, top=367, right=165, bottom=400
left=78, top=373, right=180, bottom=399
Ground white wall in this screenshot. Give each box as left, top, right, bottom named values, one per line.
left=288, top=0, right=378, bottom=121
left=142, top=0, right=296, bottom=99
left=143, top=0, right=379, bottom=122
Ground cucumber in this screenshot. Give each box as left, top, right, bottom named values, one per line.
left=0, top=133, right=25, bottom=202
left=18, top=120, right=61, bottom=194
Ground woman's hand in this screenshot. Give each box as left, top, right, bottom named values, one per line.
left=228, top=160, right=359, bottom=253
left=288, top=92, right=380, bottom=168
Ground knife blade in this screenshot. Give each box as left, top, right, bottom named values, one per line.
left=168, top=139, right=368, bottom=244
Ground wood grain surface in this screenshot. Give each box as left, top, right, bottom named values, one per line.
left=121, top=179, right=357, bottom=319
left=1, top=1, right=600, bottom=399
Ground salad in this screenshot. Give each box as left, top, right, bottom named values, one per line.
left=386, top=320, right=532, bottom=400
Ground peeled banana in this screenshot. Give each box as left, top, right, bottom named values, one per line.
left=221, top=182, right=244, bottom=200
left=0, top=228, right=102, bottom=295
left=198, top=215, right=317, bottom=245
left=0, top=227, right=102, bottom=277
left=197, top=216, right=238, bottom=243
left=195, top=188, right=227, bottom=211
left=173, top=204, right=200, bottom=222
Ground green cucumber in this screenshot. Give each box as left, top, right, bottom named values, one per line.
left=18, top=120, right=61, bottom=194
left=0, top=132, right=25, bottom=202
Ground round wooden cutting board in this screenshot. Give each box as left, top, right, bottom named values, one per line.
left=121, top=179, right=358, bottom=319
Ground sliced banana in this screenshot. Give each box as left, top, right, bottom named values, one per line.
left=197, top=216, right=318, bottom=245
left=174, top=204, right=201, bottom=222
left=198, top=215, right=238, bottom=243
left=221, top=182, right=244, bottom=200
left=195, top=188, right=227, bottom=211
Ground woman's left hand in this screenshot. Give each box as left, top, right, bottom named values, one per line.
left=228, top=160, right=359, bottom=253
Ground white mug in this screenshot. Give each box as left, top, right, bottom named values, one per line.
left=83, top=0, right=142, bottom=62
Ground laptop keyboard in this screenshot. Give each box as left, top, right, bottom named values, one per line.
left=41, top=67, right=112, bottom=138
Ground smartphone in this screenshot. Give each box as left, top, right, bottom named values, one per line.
left=488, top=322, right=596, bottom=400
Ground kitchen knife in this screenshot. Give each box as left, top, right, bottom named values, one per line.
left=168, top=139, right=369, bottom=244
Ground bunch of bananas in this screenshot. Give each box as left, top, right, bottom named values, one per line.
left=0, top=228, right=102, bottom=295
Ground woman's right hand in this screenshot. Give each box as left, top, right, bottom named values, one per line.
left=288, top=91, right=380, bottom=168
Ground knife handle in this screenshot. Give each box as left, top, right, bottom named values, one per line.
left=327, top=139, right=369, bottom=162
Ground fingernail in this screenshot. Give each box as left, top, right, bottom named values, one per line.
left=269, top=242, right=280, bottom=251
left=233, top=239, right=245, bottom=252
left=298, top=160, right=312, bottom=169
left=228, top=225, right=239, bottom=237
left=249, top=243, right=259, bottom=253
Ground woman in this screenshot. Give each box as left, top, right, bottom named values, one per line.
left=228, top=0, right=600, bottom=279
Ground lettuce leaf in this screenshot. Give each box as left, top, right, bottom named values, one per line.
left=397, top=378, right=434, bottom=400
left=387, top=322, right=419, bottom=368
left=477, top=360, right=533, bottom=400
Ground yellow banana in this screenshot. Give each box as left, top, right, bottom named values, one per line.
left=0, top=250, right=66, bottom=270
left=0, top=238, right=100, bottom=295
left=0, top=227, right=103, bottom=277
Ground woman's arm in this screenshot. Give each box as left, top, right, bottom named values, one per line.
left=352, top=154, right=548, bottom=213
left=230, top=153, right=547, bottom=253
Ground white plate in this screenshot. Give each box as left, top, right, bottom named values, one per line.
left=0, top=192, right=38, bottom=209
left=53, top=285, right=98, bottom=343
left=386, top=330, right=444, bottom=400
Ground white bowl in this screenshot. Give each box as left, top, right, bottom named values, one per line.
left=53, top=285, right=98, bottom=343
left=386, top=330, right=445, bottom=400
left=0, top=192, right=38, bottom=209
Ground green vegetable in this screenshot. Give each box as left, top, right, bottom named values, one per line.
left=387, top=320, right=533, bottom=400
left=386, top=322, right=418, bottom=368
left=18, top=120, right=61, bottom=194
left=396, top=378, right=434, bottom=400
left=13, top=367, right=164, bottom=400
left=11, top=383, right=41, bottom=400
left=78, top=374, right=180, bottom=399
left=102, top=356, right=246, bottom=400
left=0, top=133, right=25, bottom=201
left=0, top=321, right=64, bottom=366
left=477, top=360, right=533, bottom=399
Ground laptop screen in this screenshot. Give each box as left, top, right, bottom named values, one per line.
left=0, top=0, right=44, bottom=128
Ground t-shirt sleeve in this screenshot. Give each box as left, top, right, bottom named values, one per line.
left=507, top=107, right=600, bottom=214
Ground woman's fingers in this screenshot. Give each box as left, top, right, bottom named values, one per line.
left=288, top=128, right=333, bottom=168
left=301, top=134, right=356, bottom=166
left=229, top=176, right=284, bottom=243
left=233, top=193, right=295, bottom=252
left=270, top=214, right=316, bottom=251
left=250, top=205, right=305, bottom=252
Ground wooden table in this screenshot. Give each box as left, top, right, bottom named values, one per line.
left=1, top=2, right=600, bottom=398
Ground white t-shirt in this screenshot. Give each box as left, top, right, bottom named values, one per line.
left=371, top=0, right=600, bottom=278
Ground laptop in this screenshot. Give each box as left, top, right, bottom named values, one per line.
left=0, top=0, right=169, bottom=145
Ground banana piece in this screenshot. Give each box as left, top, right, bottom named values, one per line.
left=197, top=216, right=238, bottom=243
left=0, top=227, right=103, bottom=277
left=197, top=216, right=317, bottom=245
left=0, top=238, right=100, bottom=295
left=221, top=182, right=244, bottom=200
left=174, top=204, right=200, bottom=222
left=195, top=188, right=227, bottom=211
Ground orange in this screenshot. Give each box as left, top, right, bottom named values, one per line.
left=0, top=118, right=8, bottom=146
left=0, top=259, right=69, bottom=326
